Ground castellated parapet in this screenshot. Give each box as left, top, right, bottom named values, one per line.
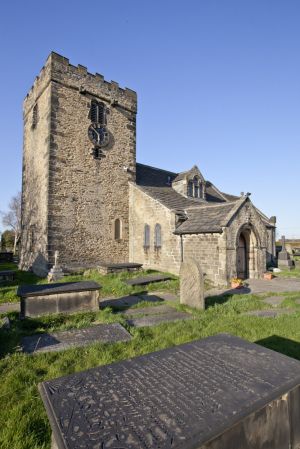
left=20, top=52, right=137, bottom=276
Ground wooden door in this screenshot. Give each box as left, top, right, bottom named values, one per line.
left=237, top=234, right=247, bottom=279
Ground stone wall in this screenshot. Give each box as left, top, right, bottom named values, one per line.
left=20, top=73, right=52, bottom=276
left=129, top=184, right=182, bottom=274
left=20, top=52, right=137, bottom=274
left=182, top=233, right=227, bottom=285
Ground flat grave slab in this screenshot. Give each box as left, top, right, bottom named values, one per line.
left=39, top=334, right=300, bottom=449
left=122, top=304, right=176, bottom=317
left=263, top=296, right=285, bottom=307
left=245, top=308, right=297, bottom=318
left=17, top=281, right=101, bottom=318
left=139, top=292, right=178, bottom=302
left=127, top=310, right=192, bottom=327
left=22, top=323, right=131, bottom=354
left=124, top=274, right=174, bottom=286
left=98, top=262, right=143, bottom=274
left=100, top=294, right=163, bottom=309
left=0, top=270, right=16, bottom=283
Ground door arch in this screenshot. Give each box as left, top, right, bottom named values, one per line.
left=236, top=225, right=259, bottom=279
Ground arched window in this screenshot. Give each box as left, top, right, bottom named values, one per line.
left=114, top=219, right=122, bottom=240
left=188, top=180, right=193, bottom=197
left=90, top=100, right=107, bottom=125
left=154, top=224, right=162, bottom=249
left=144, top=224, right=150, bottom=249
left=32, top=103, right=38, bottom=128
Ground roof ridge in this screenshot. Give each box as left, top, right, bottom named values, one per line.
left=136, top=162, right=177, bottom=176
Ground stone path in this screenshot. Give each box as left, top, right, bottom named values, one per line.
left=206, top=277, right=300, bottom=298
left=21, top=323, right=131, bottom=354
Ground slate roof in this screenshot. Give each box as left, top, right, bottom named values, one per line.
left=135, top=163, right=273, bottom=234
left=174, top=203, right=237, bottom=234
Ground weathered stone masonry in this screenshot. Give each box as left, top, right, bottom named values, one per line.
left=20, top=52, right=137, bottom=275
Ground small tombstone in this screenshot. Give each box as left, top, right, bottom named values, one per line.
left=47, top=251, right=64, bottom=283
left=180, top=258, right=204, bottom=310
left=278, top=235, right=294, bottom=269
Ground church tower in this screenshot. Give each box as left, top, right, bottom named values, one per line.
left=20, top=52, right=137, bottom=275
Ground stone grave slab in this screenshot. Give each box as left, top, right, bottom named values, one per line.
left=245, top=308, right=297, bottom=318
left=263, top=296, right=285, bottom=307
left=39, top=334, right=300, bottom=449
left=17, top=281, right=101, bottom=318
left=150, top=291, right=178, bottom=302
left=100, top=294, right=162, bottom=309
left=127, top=310, right=192, bottom=327
left=124, top=274, right=174, bottom=286
left=122, top=304, right=176, bottom=317
left=22, top=323, right=131, bottom=354
left=0, top=270, right=16, bottom=283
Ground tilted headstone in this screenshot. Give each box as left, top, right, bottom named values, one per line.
left=47, top=250, right=64, bottom=282
left=180, top=258, right=204, bottom=310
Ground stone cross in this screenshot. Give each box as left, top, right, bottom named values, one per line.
left=54, top=250, right=59, bottom=267
left=281, top=235, right=286, bottom=251
left=180, top=258, right=204, bottom=310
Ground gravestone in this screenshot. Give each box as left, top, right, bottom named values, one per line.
left=180, top=258, right=204, bottom=309
left=47, top=251, right=64, bottom=282
left=278, top=235, right=294, bottom=269
left=39, top=334, right=300, bottom=449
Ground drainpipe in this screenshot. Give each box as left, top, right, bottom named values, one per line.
left=180, top=234, right=184, bottom=262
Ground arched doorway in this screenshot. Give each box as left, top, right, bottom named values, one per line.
left=237, top=232, right=248, bottom=279
left=236, top=226, right=260, bottom=279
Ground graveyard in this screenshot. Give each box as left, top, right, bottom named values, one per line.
left=1, top=260, right=300, bottom=447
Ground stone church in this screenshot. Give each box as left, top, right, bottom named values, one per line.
left=20, top=52, right=276, bottom=286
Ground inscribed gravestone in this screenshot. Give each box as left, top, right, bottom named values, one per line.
left=180, top=258, right=204, bottom=310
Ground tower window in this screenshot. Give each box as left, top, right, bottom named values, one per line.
left=114, top=219, right=122, bottom=240
left=188, top=180, right=193, bottom=197
left=90, top=100, right=107, bottom=125
left=32, top=104, right=38, bottom=129
left=144, top=224, right=150, bottom=249
left=154, top=224, right=162, bottom=249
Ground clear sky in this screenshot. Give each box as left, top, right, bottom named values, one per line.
left=0, top=0, right=299, bottom=237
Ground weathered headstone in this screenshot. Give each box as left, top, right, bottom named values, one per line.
left=278, top=235, right=294, bottom=269
left=39, top=334, right=300, bottom=449
left=180, top=258, right=204, bottom=309
left=47, top=250, right=64, bottom=282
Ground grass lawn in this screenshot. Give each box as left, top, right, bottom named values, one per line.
left=1, top=265, right=300, bottom=448
left=0, top=263, right=179, bottom=304
left=277, top=266, right=300, bottom=278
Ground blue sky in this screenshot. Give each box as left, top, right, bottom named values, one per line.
left=0, top=0, right=299, bottom=237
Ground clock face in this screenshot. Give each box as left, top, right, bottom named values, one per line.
left=88, top=124, right=109, bottom=147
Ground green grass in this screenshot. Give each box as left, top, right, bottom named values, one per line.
left=277, top=266, right=300, bottom=278
left=2, top=291, right=300, bottom=448
left=0, top=264, right=179, bottom=304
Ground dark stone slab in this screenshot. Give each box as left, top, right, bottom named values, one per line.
left=0, top=270, right=16, bottom=283
left=124, top=274, right=174, bottom=286
left=18, top=282, right=101, bottom=319
left=22, top=323, right=131, bottom=353
left=127, top=310, right=192, bottom=327
left=100, top=294, right=163, bottom=309
left=39, top=334, right=300, bottom=449
left=122, top=304, right=176, bottom=317
left=17, top=281, right=100, bottom=298
left=0, top=252, right=13, bottom=262
left=100, top=262, right=143, bottom=269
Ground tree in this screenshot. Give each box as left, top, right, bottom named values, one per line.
left=0, top=230, right=15, bottom=251
left=1, top=192, right=21, bottom=254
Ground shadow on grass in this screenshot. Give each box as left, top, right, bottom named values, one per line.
left=100, top=292, right=163, bottom=311
left=256, top=335, right=300, bottom=360
left=205, top=287, right=251, bottom=308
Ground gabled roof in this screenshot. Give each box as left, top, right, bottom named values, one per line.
left=174, top=202, right=238, bottom=234
left=135, top=185, right=206, bottom=210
